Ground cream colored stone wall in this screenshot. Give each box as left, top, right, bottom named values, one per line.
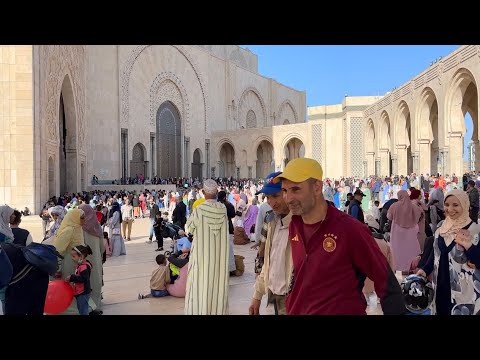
left=86, top=46, right=120, bottom=181
left=0, top=46, right=34, bottom=211
left=324, top=118, right=344, bottom=178
left=35, top=46, right=86, bottom=213
left=196, top=45, right=258, bottom=73
left=117, top=45, right=304, bottom=180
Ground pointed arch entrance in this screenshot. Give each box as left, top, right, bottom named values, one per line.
left=156, top=101, right=181, bottom=178
left=219, top=143, right=235, bottom=177
left=192, top=148, right=203, bottom=179
left=447, top=69, right=478, bottom=177
left=58, top=75, right=78, bottom=194
left=130, top=143, right=147, bottom=178
left=256, top=140, right=274, bottom=178
left=284, top=137, right=305, bottom=167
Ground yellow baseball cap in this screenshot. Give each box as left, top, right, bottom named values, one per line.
left=273, top=158, right=323, bottom=184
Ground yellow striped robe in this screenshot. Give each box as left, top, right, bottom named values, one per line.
left=185, top=200, right=230, bottom=315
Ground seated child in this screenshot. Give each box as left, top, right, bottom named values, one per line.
left=138, top=254, right=170, bottom=299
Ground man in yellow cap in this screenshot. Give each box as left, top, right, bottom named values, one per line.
left=273, top=158, right=405, bottom=315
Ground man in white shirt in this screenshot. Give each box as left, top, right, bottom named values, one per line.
left=249, top=171, right=292, bottom=315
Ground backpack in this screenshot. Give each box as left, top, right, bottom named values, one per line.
left=15, top=243, right=63, bottom=276
left=0, top=245, right=13, bottom=288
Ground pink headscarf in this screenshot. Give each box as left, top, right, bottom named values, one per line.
left=387, top=190, right=422, bottom=228
left=78, top=204, right=103, bottom=238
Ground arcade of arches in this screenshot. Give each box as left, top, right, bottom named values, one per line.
left=364, top=65, right=480, bottom=178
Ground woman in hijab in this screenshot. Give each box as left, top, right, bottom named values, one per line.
left=361, top=182, right=371, bottom=211
left=0, top=205, right=15, bottom=313
left=387, top=190, right=422, bottom=273
left=108, top=202, right=126, bottom=257
left=417, top=189, right=480, bottom=315
left=78, top=204, right=105, bottom=314
left=233, top=193, right=247, bottom=223
left=44, top=205, right=67, bottom=242
left=52, top=208, right=85, bottom=314
left=0, top=205, right=15, bottom=244
left=242, top=197, right=259, bottom=236
left=410, top=189, right=428, bottom=252
left=365, top=214, right=380, bottom=232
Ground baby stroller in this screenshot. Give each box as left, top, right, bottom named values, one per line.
left=163, top=222, right=183, bottom=257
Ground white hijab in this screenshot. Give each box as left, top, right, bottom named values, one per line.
left=0, top=205, right=15, bottom=240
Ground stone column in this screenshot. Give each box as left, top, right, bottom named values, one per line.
left=448, top=133, right=463, bottom=176
left=150, top=133, right=156, bottom=178
left=375, top=159, right=381, bottom=177
left=413, top=153, right=419, bottom=174
left=391, top=156, right=398, bottom=176
left=367, top=152, right=375, bottom=177
left=379, top=150, right=390, bottom=177
left=473, top=140, right=480, bottom=171
left=205, top=139, right=210, bottom=178
left=396, top=145, right=407, bottom=175
left=417, top=140, right=431, bottom=175
left=443, top=148, right=450, bottom=176
left=184, top=137, right=190, bottom=177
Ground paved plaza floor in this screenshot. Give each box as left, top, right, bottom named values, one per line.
left=21, top=215, right=383, bottom=315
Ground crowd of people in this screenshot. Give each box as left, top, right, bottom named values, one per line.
left=1, top=162, right=480, bottom=315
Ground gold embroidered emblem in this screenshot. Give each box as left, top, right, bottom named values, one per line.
left=323, top=233, right=337, bottom=252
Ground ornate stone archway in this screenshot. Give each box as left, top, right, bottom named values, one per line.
left=130, top=142, right=147, bottom=178
left=192, top=148, right=203, bottom=179
left=366, top=119, right=375, bottom=176
left=219, top=142, right=236, bottom=177
left=156, top=101, right=181, bottom=178
left=121, top=45, right=208, bottom=132
left=256, top=140, right=274, bottom=178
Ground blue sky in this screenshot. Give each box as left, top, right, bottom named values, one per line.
left=241, top=45, right=474, bottom=159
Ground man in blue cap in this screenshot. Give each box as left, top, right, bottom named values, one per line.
left=248, top=171, right=292, bottom=315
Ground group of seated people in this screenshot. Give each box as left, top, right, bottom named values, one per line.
left=138, top=229, right=192, bottom=299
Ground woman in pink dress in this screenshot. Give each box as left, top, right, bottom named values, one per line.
left=139, top=193, right=146, bottom=217
left=387, top=190, right=422, bottom=273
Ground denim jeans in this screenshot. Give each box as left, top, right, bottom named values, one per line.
left=151, top=289, right=169, bottom=297
left=75, top=293, right=90, bottom=315
left=149, top=218, right=155, bottom=239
